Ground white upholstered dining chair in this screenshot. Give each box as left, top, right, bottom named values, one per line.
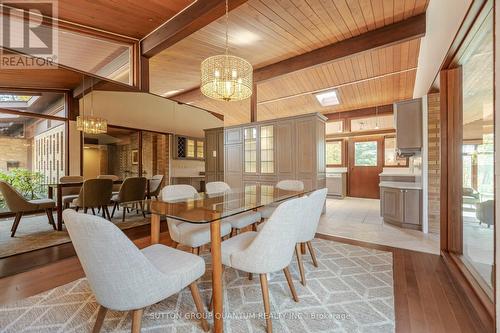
left=294, top=188, right=328, bottom=286
left=63, top=209, right=209, bottom=333
left=162, top=185, right=232, bottom=254
left=219, top=196, right=308, bottom=333
left=205, top=181, right=261, bottom=235
left=259, top=180, right=305, bottom=219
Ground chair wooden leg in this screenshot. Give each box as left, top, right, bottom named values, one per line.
left=75, top=206, right=79, bottom=212
left=122, top=205, right=126, bottom=222
left=171, top=241, right=178, bottom=249
left=295, top=244, right=306, bottom=286
left=283, top=267, right=299, bottom=302
left=101, top=206, right=106, bottom=219
left=230, top=228, right=236, bottom=237
left=248, top=272, right=253, bottom=280
left=196, top=247, right=201, bottom=255
left=252, top=222, right=258, bottom=231
left=259, top=273, right=272, bottom=333
left=131, top=309, right=143, bottom=333
left=84, top=207, right=88, bottom=214
left=10, top=212, right=22, bottom=237
left=91, top=207, right=96, bottom=215
left=189, top=283, right=210, bottom=332
left=92, top=305, right=108, bottom=333
left=306, top=241, right=319, bottom=268
left=46, top=208, right=56, bottom=230
left=301, top=242, right=306, bottom=255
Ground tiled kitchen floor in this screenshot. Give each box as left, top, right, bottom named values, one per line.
left=318, top=197, right=440, bottom=254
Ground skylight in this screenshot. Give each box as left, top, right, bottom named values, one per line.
left=315, top=89, right=340, bottom=107
left=0, top=94, right=39, bottom=108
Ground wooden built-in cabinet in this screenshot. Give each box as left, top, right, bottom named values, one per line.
left=380, top=186, right=421, bottom=229
left=394, top=98, right=423, bottom=153
left=173, top=135, right=204, bottom=160
left=204, top=128, right=224, bottom=183
left=207, top=113, right=326, bottom=190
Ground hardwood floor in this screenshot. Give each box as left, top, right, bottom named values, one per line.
left=0, top=223, right=490, bottom=333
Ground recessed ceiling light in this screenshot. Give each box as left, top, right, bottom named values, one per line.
left=315, top=89, right=340, bottom=107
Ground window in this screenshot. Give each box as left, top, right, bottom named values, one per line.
left=354, top=141, right=377, bottom=166
left=325, top=120, right=343, bottom=134
left=260, top=125, right=274, bottom=173
left=351, top=115, right=394, bottom=132
left=384, top=137, right=408, bottom=166
left=326, top=140, right=342, bottom=166
left=459, top=11, right=494, bottom=298
left=244, top=127, right=257, bottom=173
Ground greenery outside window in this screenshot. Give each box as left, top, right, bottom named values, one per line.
left=326, top=140, right=343, bottom=166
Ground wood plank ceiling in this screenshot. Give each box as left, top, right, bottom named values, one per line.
left=150, top=0, right=429, bottom=125
left=8, top=0, right=196, bottom=39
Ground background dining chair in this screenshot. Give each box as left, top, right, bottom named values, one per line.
left=219, top=196, right=308, bottom=333
left=73, top=179, right=113, bottom=220
left=294, top=188, right=328, bottom=286
left=162, top=184, right=232, bottom=254
left=206, top=181, right=261, bottom=236
left=62, top=209, right=209, bottom=333
left=97, top=174, right=120, bottom=193
left=60, top=176, right=84, bottom=209
left=148, top=174, right=163, bottom=199
left=0, top=181, right=56, bottom=237
left=111, top=177, right=147, bottom=221
left=259, top=180, right=305, bottom=219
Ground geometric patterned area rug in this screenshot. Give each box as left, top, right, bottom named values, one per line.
left=0, top=239, right=394, bottom=333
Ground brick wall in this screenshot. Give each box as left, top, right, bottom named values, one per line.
left=428, top=93, right=441, bottom=234
left=0, top=137, right=30, bottom=172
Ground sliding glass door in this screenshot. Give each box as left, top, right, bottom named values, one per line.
left=460, top=10, right=494, bottom=299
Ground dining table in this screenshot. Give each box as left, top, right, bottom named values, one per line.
left=149, top=184, right=311, bottom=333
left=47, top=178, right=154, bottom=231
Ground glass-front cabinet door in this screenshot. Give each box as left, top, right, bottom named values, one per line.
left=260, top=125, right=274, bottom=174
left=244, top=127, right=257, bottom=173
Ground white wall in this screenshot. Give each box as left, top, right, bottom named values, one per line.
left=413, top=0, right=472, bottom=98
left=79, top=91, right=222, bottom=138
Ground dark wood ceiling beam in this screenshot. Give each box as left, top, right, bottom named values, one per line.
left=254, top=13, right=426, bottom=82
left=140, top=0, right=248, bottom=58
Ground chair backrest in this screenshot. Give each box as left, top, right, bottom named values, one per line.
left=230, top=196, right=308, bottom=273
left=118, top=177, right=147, bottom=203
left=97, top=174, right=120, bottom=181
left=0, top=181, right=31, bottom=212
left=60, top=176, right=84, bottom=196
left=161, top=185, right=199, bottom=243
left=149, top=175, right=164, bottom=196
left=205, top=181, right=231, bottom=195
left=161, top=184, right=199, bottom=201
left=77, top=179, right=113, bottom=208
left=298, top=188, right=328, bottom=242
left=60, top=176, right=84, bottom=183
left=63, top=209, right=175, bottom=311
left=276, top=180, right=304, bottom=191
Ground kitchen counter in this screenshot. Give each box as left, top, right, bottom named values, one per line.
left=379, top=181, right=422, bottom=190
left=326, top=167, right=347, bottom=174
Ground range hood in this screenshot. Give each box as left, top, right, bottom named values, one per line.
left=394, top=98, right=423, bottom=156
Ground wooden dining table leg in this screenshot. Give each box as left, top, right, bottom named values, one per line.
left=151, top=213, right=160, bottom=244
left=210, top=218, right=224, bottom=333
left=56, top=184, right=63, bottom=231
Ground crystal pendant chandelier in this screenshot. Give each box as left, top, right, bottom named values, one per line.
left=200, top=0, right=252, bottom=102
left=76, top=77, right=108, bottom=134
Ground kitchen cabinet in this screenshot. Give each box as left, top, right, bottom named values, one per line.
left=215, top=113, right=326, bottom=190
left=204, top=128, right=224, bottom=182
left=173, top=135, right=204, bottom=160
left=326, top=174, right=346, bottom=198
left=380, top=186, right=421, bottom=229
left=394, top=98, right=422, bottom=154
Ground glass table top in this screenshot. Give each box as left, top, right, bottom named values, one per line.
left=149, top=184, right=312, bottom=224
